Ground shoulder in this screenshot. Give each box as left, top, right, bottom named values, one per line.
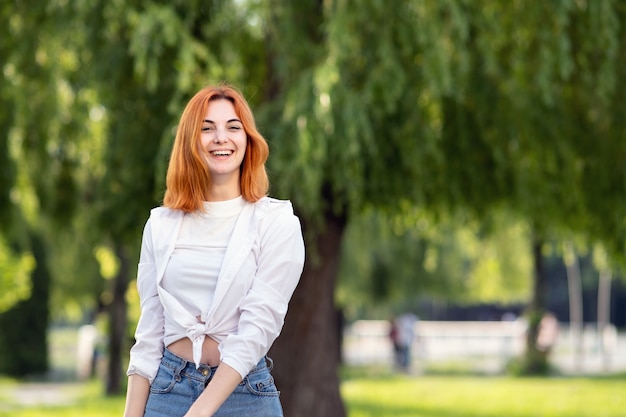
left=142, top=207, right=185, bottom=247
left=253, top=196, right=297, bottom=220
left=149, top=206, right=185, bottom=219
left=251, top=197, right=302, bottom=238
left=251, top=198, right=304, bottom=253
left=144, top=206, right=184, bottom=233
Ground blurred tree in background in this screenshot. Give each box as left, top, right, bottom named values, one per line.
left=1, top=1, right=625, bottom=416
left=337, top=207, right=533, bottom=316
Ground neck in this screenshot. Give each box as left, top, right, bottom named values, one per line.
left=206, top=178, right=241, bottom=202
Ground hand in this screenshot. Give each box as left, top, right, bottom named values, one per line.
left=182, top=362, right=241, bottom=417
left=182, top=405, right=212, bottom=417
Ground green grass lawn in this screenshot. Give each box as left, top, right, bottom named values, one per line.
left=342, top=369, right=626, bottom=417
left=1, top=369, right=624, bottom=417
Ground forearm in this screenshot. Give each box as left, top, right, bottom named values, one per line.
left=184, top=362, right=242, bottom=417
left=123, top=374, right=151, bottom=417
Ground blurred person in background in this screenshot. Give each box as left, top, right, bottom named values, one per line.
left=392, top=313, right=418, bottom=372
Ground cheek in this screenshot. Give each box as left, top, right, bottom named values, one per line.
left=199, top=135, right=210, bottom=149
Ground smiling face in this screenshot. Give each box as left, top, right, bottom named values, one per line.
left=199, top=99, right=247, bottom=195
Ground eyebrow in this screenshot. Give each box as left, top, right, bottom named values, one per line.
left=202, top=118, right=242, bottom=124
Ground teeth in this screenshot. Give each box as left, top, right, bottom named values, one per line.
left=212, top=150, right=232, bottom=156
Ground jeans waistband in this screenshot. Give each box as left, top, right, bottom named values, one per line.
left=161, top=348, right=272, bottom=377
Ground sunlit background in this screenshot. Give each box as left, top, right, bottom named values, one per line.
left=1, top=1, right=625, bottom=416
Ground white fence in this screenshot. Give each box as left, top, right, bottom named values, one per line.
left=343, top=320, right=626, bottom=375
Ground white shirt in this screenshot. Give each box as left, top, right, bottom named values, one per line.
left=127, top=197, right=305, bottom=382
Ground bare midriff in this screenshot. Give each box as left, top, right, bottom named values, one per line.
left=167, top=336, right=221, bottom=367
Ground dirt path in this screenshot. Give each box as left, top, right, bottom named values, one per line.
left=0, top=382, right=83, bottom=411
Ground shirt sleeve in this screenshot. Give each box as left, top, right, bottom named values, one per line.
left=126, top=217, right=165, bottom=383
left=219, top=201, right=305, bottom=378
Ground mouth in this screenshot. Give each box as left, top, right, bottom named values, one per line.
left=210, top=150, right=233, bottom=157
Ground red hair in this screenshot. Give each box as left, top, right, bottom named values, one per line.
left=163, top=85, right=269, bottom=211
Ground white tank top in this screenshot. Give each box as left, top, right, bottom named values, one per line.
left=161, top=196, right=244, bottom=347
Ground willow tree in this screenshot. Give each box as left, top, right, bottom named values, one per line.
left=4, top=2, right=625, bottom=417
left=427, top=0, right=626, bottom=373
left=264, top=1, right=626, bottom=414
left=0, top=1, right=28, bottom=312
left=0, top=1, right=90, bottom=375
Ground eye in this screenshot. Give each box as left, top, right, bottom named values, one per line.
left=228, top=125, right=242, bottom=131
left=201, top=126, right=215, bottom=132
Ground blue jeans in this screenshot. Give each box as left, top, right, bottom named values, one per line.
left=144, top=349, right=284, bottom=417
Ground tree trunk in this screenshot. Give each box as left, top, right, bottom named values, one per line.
left=270, top=208, right=347, bottom=417
left=522, top=236, right=549, bottom=374
left=0, top=231, right=50, bottom=376
left=106, top=242, right=130, bottom=395
left=564, top=242, right=583, bottom=373
left=597, top=268, right=612, bottom=370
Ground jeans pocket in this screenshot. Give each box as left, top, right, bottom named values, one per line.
left=149, top=364, right=179, bottom=394
left=242, top=370, right=280, bottom=397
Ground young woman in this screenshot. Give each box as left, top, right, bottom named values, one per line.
left=123, top=84, right=305, bottom=417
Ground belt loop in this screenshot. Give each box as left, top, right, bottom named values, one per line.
left=174, top=353, right=187, bottom=382
left=265, top=356, right=274, bottom=371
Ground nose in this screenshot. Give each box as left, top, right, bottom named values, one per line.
left=213, top=128, right=227, bottom=143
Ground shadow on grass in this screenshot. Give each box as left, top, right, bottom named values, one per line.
left=341, top=361, right=626, bottom=381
